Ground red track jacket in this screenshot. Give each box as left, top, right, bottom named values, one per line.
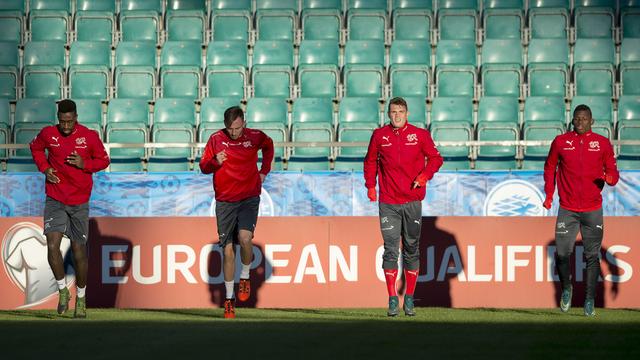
left=30, top=124, right=110, bottom=205
left=544, top=130, right=619, bottom=212
left=364, top=123, right=443, bottom=204
left=200, top=128, right=274, bottom=202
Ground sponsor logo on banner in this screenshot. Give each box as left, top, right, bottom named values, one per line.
left=484, top=180, right=548, bottom=216
left=1, top=222, right=74, bottom=308
left=209, top=188, right=275, bottom=217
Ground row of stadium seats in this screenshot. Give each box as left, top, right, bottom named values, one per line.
left=2, top=2, right=639, bottom=46
left=2, top=96, right=639, bottom=171
left=2, top=37, right=640, bottom=101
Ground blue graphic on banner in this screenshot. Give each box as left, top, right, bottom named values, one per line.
left=1, top=171, right=639, bottom=217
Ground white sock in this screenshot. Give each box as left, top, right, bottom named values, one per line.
left=225, top=280, right=234, bottom=299
left=77, top=286, right=86, bottom=298
left=57, top=279, right=66, bottom=290
left=240, top=263, right=251, bottom=279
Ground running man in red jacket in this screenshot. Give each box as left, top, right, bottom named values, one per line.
left=543, top=104, right=619, bottom=316
left=364, top=97, right=443, bottom=316
left=200, top=106, right=274, bottom=318
left=30, top=99, right=110, bottom=318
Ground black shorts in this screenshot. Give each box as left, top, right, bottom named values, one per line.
left=215, top=196, right=260, bottom=247
left=43, top=197, right=90, bottom=244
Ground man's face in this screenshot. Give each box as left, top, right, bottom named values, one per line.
left=57, top=112, right=77, bottom=136
left=226, top=117, right=245, bottom=140
left=572, top=109, right=593, bottom=135
left=388, top=104, right=408, bottom=129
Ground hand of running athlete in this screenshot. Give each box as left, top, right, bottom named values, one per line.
left=44, top=167, right=60, bottom=183
left=367, top=187, right=377, bottom=202
left=260, top=173, right=266, bottom=182
left=412, top=173, right=428, bottom=189
left=215, top=150, right=227, bottom=165
left=542, top=197, right=553, bottom=210
left=66, top=151, right=84, bottom=169
left=604, top=173, right=615, bottom=186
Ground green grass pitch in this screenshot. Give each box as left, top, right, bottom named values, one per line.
left=1, top=308, right=639, bottom=359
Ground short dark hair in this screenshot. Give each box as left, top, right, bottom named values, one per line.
left=388, top=97, right=408, bottom=112
left=573, top=104, right=592, bottom=118
left=57, top=99, right=77, bottom=114
left=223, top=106, right=244, bottom=127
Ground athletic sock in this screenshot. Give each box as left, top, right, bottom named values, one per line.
left=77, top=286, right=86, bottom=298
left=240, top=263, right=251, bottom=280
left=404, top=269, right=419, bottom=296
left=224, top=280, right=235, bottom=299
left=57, top=279, right=66, bottom=290
left=384, top=269, right=398, bottom=297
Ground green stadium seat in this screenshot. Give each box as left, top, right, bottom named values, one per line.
left=483, top=9, right=523, bottom=40
left=527, top=38, right=570, bottom=65
left=152, top=123, right=194, bottom=158
left=303, top=0, right=342, bottom=10
left=69, top=40, right=112, bottom=67
left=246, top=97, right=289, bottom=128
left=160, top=41, right=202, bottom=98
left=574, top=38, right=615, bottom=64
left=165, top=10, right=206, bottom=42
left=481, top=64, right=522, bottom=97
left=335, top=123, right=375, bottom=171
left=571, top=96, right=613, bottom=125
left=0, top=99, right=8, bottom=158
left=620, top=63, right=640, bottom=96
left=530, top=0, right=570, bottom=9
left=617, top=120, right=640, bottom=170
left=253, top=40, right=294, bottom=67
left=298, top=65, right=340, bottom=98
left=116, top=41, right=156, bottom=67
left=299, top=40, right=340, bottom=66
left=256, top=9, right=296, bottom=41
left=591, top=121, right=612, bottom=139
left=436, top=0, right=478, bottom=9
left=574, top=7, right=614, bottom=39
left=573, top=0, right=615, bottom=6
left=389, top=65, right=430, bottom=98
left=120, top=0, right=163, bottom=12
left=478, top=96, right=519, bottom=124
left=393, top=9, right=432, bottom=41
left=13, top=123, right=47, bottom=156
left=154, top=98, right=197, bottom=127
left=0, top=11, right=22, bottom=42
left=15, top=98, right=56, bottom=124
left=252, top=65, right=293, bottom=98
left=69, top=41, right=111, bottom=99
left=206, top=40, right=247, bottom=67
left=256, top=0, right=298, bottom=10
left=528, top=8, right=569, bottom=39
left=29, top=0, right=69, bottom=12
left=23, top=41, right=65, bottom=66
left=106, top=98, right=149, bottom=135
left=206, top=66, right=246, bottom=98
left=74, top=98, right=104, bottom=128
left=0, top=0, right=25, bottom=13
left=119, top=10, right=160, bottom=43
left=618, top=96, right=640, bottom=122
left=6, top=157, right=38, bottom=172
left=211, top=0, right=251, bottom=10
left=167, top=0, right=206, bottom=10
left=475, top=122, right=519, bottom=170
left=527, top=63, right=568, bottom=97
left=338, top=97, right=381, bottom=126
left=621, top=38, right=640, bottom=64
left=105, top=122, right=148, bottom=165
left=481, top=39, right=523, bottom=66
left=430, top=121, right=472, bottom=170
left=521, top=121, right=564, bottom=170
left=385, top=96, right=427, bottom=127
left=344, top=40, right=385, bottom=66
left=348, top=0, right=387, bottom=10
left=198, top=97, right=242, bottom=141
left=115, top=67, right=156, bottom=99
left=435, top=39, right=476, bottom=67
left=390, top=40, right=431, bottom=66
left=286, top=156, right=331, bottom=171
left=573, top=63, right=615, bottom=97
left=76, top=0, right=116, bottom=12
left=343, top=64, right=384, bottom=97
left=430, top=96, right=474, bottom=125
left=291, top=97, right=334, bottom=157
left=29, top=10, right=68, bottom=42
left=483, top=0, right=523, bottom=8
left=392, top=0, right=433, bottom=10
left=435, top=65, right=476, bottom=97
left=524, top=96, right=566, bottom=126
left=210, top=10, right=251, bottom=42
left=301, top=9, right=342, bottom=41
left=146, top=156, right=191, bottom=172
left=74, top=11, right=114, bottom=43
left=438, top=9, right=477, bottom=41
left=347, top=9, right=387, bottom=41
left=621, top=8, right=640, bottom=39
left=0, top=41, right=19, bottom=100
left=23, top=67, right=65, bottom=99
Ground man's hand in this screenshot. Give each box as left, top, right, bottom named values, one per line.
left=44, top=167, right=60, bottom=183
left=215, top=150, right=227, bottom=165
left=367, top=187, right=377, bottom=202
left=412, top=174, right=428, bottom=189
left=260, top=173, right=266, bottom=183
left=66, top=151, right=84, bottom=169
left=604, top=173, right=615, bottom=186
left=543, top=197, right=553, bottom=210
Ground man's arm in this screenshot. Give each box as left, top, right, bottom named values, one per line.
left=543, top=137, right=560, bottom=207
left=82, top=132, right=110, bottom=173
left=199, top=136, right=223, bottom=174
left=29, top=129, right=51, bottom=173
left=414, top=130, right=444, bottom=187
left=259, top=133, right=274, bottom=179
left=363, top=131, right=379, bottom=191
left=603, top=139, right=619, bottom=186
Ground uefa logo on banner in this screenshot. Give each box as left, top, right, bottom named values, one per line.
left=483, top=180, right=549, bottom=216
left=1, top=222, right=74, bottom=308
left=209, top=188, right=276, bottom=217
